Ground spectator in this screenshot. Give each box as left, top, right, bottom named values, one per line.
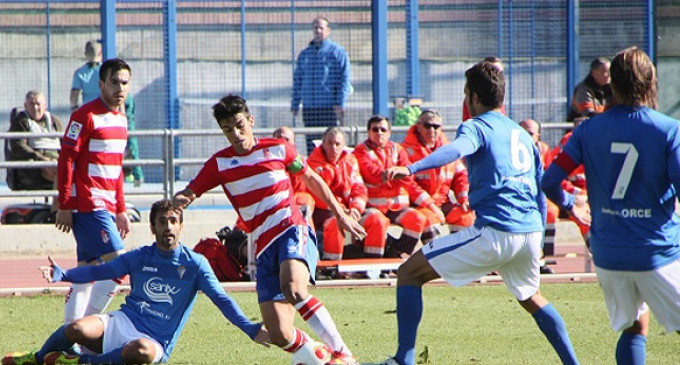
left=353, top=115, right=439, bottom=258
left=273, top=126, right=315, bottom=224
left=56, top=58, right=132, bottom=330
left=520, top=118, right=558, bottom=267
left=8, top=90, right=63, bottom=191
left=371, top=61, right=579, bottom=365
left=462, top=56, right=505, bottom=121
left=567, top=57, right=612, bottom=121
left=402, top=109, right=474, bottom=233
left=173, top=94, right=364, bottom=364
left=122, top=95, right=144, bottom=187
left=291, top=16, right=351, bottom=155
left=308, top=127, right=390, bottom=259
left=1, top=199, right=268, bottom=365
left=542, top=46, right=680, bottom=364
left=547, top=116, right=591, bottom=247
left=70, top=40, right=102, bottom=111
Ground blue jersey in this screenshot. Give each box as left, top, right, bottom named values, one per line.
left=410, top=111, right=544, bottom=233
left=558, top=105, right=680, bottom=270
left=71, top=63, right=101, bottom=103
left=62, top=244, right=260, bottom=360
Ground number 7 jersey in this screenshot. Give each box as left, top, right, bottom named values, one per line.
left=559, top=105, right=680, bottom=270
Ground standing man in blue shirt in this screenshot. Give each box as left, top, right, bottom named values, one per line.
left=543, top=47, right=680, bottom=365
left=2, top=199, right=268, bottom=365
left=291, top=16, right=351, bottom=155
left=368, top=61, right=579, bottom=365
left=70, top=40, right=102, bottom=112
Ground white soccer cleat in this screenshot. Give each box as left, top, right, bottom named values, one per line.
left=290, top=341, right=332, bottom=365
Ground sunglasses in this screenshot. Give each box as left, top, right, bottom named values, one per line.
left=371, top=126, right=389, bottom=133
left=420, top=122, right=442, bottom=130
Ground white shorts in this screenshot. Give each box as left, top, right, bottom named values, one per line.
left=595, top=259, right=680, bottom=332
left=422, top=225, right=542, bottom=301
left=94, top=311, right=165, bottom=363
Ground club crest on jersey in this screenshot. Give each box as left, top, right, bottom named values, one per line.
left=66, top=121, right=83, bottom=140
left=177, top=265, right=186, bottom=279
left=101, top=230, right=109, bottom=244
left=263, top=147, right=272, bottom=160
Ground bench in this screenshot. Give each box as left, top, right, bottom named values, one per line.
left=317, top=258, right=405, bottom=279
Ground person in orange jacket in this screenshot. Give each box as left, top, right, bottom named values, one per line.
left=353, top=115, right=441, bottom=258
left=402, top=109, right=474, bottom=233
left=307, top=127, right=390, bottom=259
left=520, top=118, right=559, bottom=264
left=273, top=126, right=315, bottom=224
left=546, top=116, right=591, bottom=244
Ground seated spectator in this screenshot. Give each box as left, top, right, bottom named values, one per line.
left=403, top=110, right=474, bottom=233
left=353, top=115, right=438, bottom=258
left=273, top=126, right=315, bottom=223
left=520, top=118, right=559, bottom=268
left=307, top=127, right=390, bottom=259
left=547, top=116, right=591, bottom=246
left=567, top=57, right=612, bottom=121
left=8, top=90, right=63, bottom=191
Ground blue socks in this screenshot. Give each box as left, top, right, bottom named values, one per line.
left=616, top=332, right=647, bottom=365
left=36, top=325, right=74, bottom=364
left=533, top=303, right=579, bottom=365
left=79, top=346, right=125, bottom=365
left=394, top=285, right=422, bottom=365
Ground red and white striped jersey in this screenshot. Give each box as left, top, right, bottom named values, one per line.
left=187, top=138, right=308, bottom=257
left=58, top=98, right=128, bottom=214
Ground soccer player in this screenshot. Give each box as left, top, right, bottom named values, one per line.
left=173, top=94, right=365, bottom=364
left=368, top=61, right=579, bottom=365
left=55, top=58, right=132, bottom=327
left=542, top=46, right=680, bottom=364
left=2, top=199, right=268, bottom=365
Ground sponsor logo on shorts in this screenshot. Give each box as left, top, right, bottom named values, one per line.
left=101, top=230, right=109, bottom=244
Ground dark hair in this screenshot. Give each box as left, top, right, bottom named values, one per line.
left=150, top=199, right=183, bottom=224
left=99, top=58, right=131, bottom=82
left=366, top=114, right=391, bottom=130
left=610, top=47, right=657, bottom=109
left=213, top=94, right=250, bottom=123
left=483, top=56, right=502, bottom=64
left=590, top=57, right=610, bottom=71
left=465, top=61, right=505, bottom=109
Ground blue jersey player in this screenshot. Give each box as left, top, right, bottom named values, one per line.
left=368, top=61, right=579, bottom=365
left=542, top=47, right=680, bottom=364
left=2, top=199, right=269, bottom=365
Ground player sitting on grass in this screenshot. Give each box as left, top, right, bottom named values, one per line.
left=2, top=199, right=269, bottom=365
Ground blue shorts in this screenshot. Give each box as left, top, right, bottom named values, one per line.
left=73, top=210, right=125, bottom=263
left=256, top=225, right=318, bottom=303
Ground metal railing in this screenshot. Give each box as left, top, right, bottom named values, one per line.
left=0, top=122, right=573, bottom=200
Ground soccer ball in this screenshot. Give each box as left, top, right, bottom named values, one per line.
left=291, top=341, right=332, bottom=365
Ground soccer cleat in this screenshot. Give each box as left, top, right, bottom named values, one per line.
left=42, top=352, right=79, bottom=365
left=327, top=351, right=359, bottom=365
left=359, top=358, right=400, bottom=365
left=1, top=352, right=37, bottom=365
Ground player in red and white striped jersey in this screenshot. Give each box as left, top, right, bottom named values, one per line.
left=174, top=94, right=365, bottom=364
left=55, top=58, right=132, bottom=330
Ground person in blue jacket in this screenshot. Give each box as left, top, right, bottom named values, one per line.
left=291, top=16, right=351, bottom=155
left=2, top=199, right=269, bottom=365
